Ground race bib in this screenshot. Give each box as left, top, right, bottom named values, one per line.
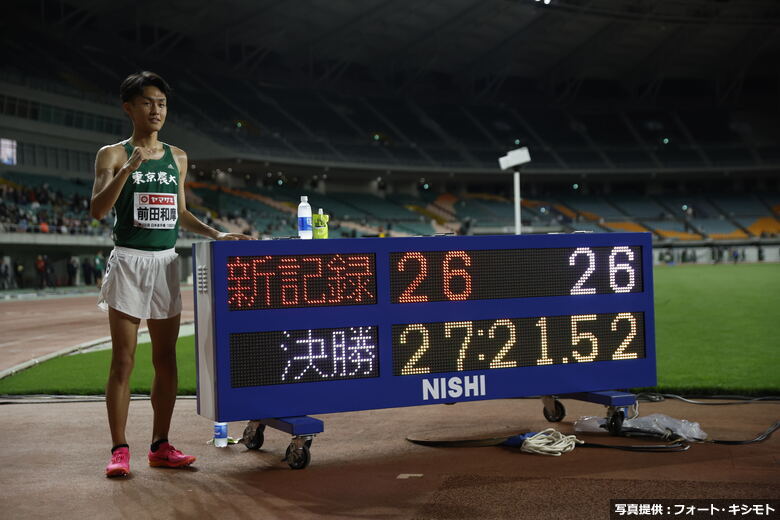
left=133, top=192, right=178, bottom=229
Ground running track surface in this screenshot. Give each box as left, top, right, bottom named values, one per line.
left=0, top=292, right=194, bottom=373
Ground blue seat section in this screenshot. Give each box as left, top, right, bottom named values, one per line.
left=659, top=195, right=723, bottom=218
left=454, top=197, right=545, bottom=227
left=556, top=196, right=626, bottom=220
left=325, top=193, right=420, bottom=222
left=385, top=194, right=424, bottom=207
left=708, top=194, right=768, bottom=217
left=610, top=196, right=669, bottom=220
left=641, top=219, right=688, bottom=233
left=691, top=218, right=741, bottom=235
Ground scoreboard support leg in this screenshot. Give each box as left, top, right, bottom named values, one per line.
left=564, top=390, right=637, bottom=407
left=259, top=416, right=324, bottom=436
left=244, top=416, right=323, bottom=470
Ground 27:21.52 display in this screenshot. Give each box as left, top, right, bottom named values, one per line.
left=392, top=312, right=646, bottom=376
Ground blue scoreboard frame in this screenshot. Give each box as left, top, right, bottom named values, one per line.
left=193, top=232, right=656, bottom=422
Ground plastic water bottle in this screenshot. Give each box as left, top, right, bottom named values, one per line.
left=214, top=422, right=228, bottom=448
left=298, top=195, right=313, bottom=239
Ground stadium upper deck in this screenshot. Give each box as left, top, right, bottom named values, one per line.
left=1, top=0, right=779, bottom=245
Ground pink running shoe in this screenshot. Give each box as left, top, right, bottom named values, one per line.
left=148, top=442, right=196, bottom=468
left=106, top=447, right=130, bottom=477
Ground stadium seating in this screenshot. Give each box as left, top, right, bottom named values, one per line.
left=691, top=218, right=748, bottom=239
left=555, top=195, right=627, bottom=221
left=610, top=196, right=669, bottom=220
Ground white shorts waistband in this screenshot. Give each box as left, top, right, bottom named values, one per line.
left=113, top=246, right=177, bottom=258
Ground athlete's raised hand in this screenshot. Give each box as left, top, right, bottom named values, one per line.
left=124, top=146, right=155, bottom=171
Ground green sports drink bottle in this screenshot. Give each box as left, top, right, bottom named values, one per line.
left=313, top=208, right=329, bottom=239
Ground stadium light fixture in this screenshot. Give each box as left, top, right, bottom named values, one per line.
left=498, top=146, right=532, bottom=235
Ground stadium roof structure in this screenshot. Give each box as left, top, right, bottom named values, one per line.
left=7, top=0, right=780, bottom=103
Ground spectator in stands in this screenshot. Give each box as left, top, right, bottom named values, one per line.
left=44, top=255, right=55, bottom=287
left=81, top=256, right=93, bottom=286
left=0, top=257, right=11, bottom=290
left=91, top=71, right=248, bottom=478
left=67, top=256, right=78, bottom=286
left=14, top=260, right=24, bottom=289
left=35, top=254, right=46, bottom=289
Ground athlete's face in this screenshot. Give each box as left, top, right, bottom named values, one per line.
left=124, top=86, right=167, bottom=133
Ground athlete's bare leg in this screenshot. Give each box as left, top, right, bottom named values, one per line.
left=106, top=308, right=141, bottom=446
left=147, top=313, right=181, bottom=443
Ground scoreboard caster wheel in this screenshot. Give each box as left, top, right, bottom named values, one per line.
left=243, top=421, right=265, bottom=450
left=607, top=410, right=625, bottom=436
left=285, top=443, right=311, bottom=470
left=542, top=396, right=566, bottom=422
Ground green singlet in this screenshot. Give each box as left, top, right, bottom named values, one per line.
left=112, top=140, right=180, bottom=251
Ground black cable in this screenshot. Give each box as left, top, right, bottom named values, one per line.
left=580, top=441, right=690, bottom=453
left=708, top=420, right=780, bottom=445
left=408, top=433, right=693, bottom=453
left=406, top=437, right=509, bottom=448
left=636, top=393, right=780, bottom=405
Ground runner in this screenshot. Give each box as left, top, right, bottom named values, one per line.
left=90, top=71, right=249, bottom=477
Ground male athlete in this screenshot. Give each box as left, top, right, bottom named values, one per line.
left=90, top=71, right=248, bottom=477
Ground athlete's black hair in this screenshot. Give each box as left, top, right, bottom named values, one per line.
left=119, top=71, right=171, bottom=102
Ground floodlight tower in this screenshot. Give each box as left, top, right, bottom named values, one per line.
left=498, top=147, right=532, bottom=235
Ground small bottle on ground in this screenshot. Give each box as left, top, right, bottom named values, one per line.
left=214, top=422, right=228, bottom=448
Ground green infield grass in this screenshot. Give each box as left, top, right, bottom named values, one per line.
left=0, top=263, right=778, bottom=396
left=0, top=335, right=198, bottom=395
left=649, top=262, right=779, bottom=395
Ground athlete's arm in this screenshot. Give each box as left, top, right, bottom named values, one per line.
left=90, top=145, right=151, bottom=219
left=173, top=148, right=248, bottom=241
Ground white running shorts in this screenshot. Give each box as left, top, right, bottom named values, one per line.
left=97, top=246, right=182, bottom=320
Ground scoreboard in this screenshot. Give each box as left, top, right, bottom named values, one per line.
left=193, top=233, right=656, bottom=422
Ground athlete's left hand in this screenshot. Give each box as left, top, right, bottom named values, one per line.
left=216, top=232, right=251, bottom=240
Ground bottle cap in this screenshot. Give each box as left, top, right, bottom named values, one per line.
left=301, top=195, right=308, bottom=202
